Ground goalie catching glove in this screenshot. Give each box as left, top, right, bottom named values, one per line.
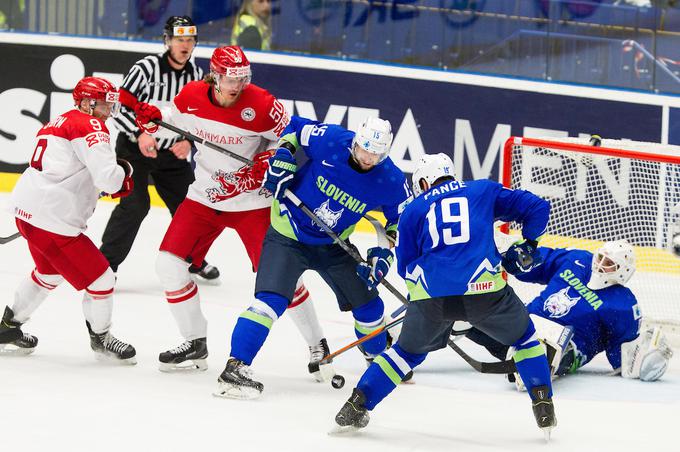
left=502, top=238, right=542, bottom=275
left=356, top=247, right=394, bottom=289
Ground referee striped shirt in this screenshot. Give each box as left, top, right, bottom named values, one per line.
left=114, top=51, right=204, bottom=150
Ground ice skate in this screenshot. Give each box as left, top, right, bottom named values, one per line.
left=189, top=261, right=221, bottom=285
left=331, top=388, right=370, bottom=434
left=307, top=338, right=336, bottom=382
left=159, top=338, right=208, bottom=372
left=530, top=385, right=556, bottom=441
left=214, top=357, right=263, bottom=400
left=0, top=306, right=38, bottom=355
left=86, top=321, right=136, bottom=365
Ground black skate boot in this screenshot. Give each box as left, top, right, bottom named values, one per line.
left=307, top=338, right=336, bottom=382
left=333, top=388, right=370, bottom=433
left=86, top=321, right=136, bottom=365
left=531, top=385, right=557, bottom=440
left=0, top=306, right=38, bottom=355
left=214, top=357, right=264, bottom=400
left=159, top=338, right=208, bottom=372
left=189, top=261, right=221, bottom=285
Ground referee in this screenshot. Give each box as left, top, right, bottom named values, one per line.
left=101, top=15, right=220, bottom=282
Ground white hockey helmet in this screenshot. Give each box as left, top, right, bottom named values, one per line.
left=351, top=117, right=393, bottom=163
left=621, top=326, right=673, bottom=382
left=411, top=153, right=455, bottom=197
left=587, top=239, right=636, bottom=290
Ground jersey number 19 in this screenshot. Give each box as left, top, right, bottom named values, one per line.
left=425, top=197, right=470, bottom=247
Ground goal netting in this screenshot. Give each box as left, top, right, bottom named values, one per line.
left=502, top=136, right=680, bottom=342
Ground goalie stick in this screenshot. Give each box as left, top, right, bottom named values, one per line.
left=153, top=119, right=516, bottom=374
left=0, top=232, right=21, bottom=244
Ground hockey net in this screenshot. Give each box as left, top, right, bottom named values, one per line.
left=502, top=136, right=680, bottom=344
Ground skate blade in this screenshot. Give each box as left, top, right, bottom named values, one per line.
left=191, top=275, right=222, bottom=286
left=311, top=363, right=336, bottom=383
left=542, top=427, right=554, bottom=442
left=328, top=424, right=363, bottom=436
left=94, top=352, right=137, bottom=365
left=0, top=344, right=35, bottom=356
left=213, top=382, right=262, bottom=400
left=159, top=359, right=208, bottom=373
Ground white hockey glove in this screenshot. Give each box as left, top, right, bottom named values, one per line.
left=621, top=326, right=673, bottom=382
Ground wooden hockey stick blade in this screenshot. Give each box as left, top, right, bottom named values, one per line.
left=319, top=316, right=405, bottom=365
left=447, top=339, right=516, bottom=374
left=0, top=232, right=21, bottom=244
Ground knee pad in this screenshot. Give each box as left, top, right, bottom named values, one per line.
left=32, top=270, right=64, bottom=290
left=352, top=297, right=385, bottom=323
left=156, top=251, right=191, bottom=290
left=86, top=267, right=116, bottom=294
left=513, top=319, right=538, bottom=349
left=254, top=291, right=289, bottom=319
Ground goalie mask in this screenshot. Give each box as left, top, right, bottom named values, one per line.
left=351, top=117, right=393, bottom=165
left=411, top=153, right=455, bottom=197
left=587, top=239, right=636, bottom=290
left=621, top=326, right=673, bottom=382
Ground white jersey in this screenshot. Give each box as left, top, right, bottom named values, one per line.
left=163, top=81, right=288, bottom=212
left=10, top=109, right=125, bottom=236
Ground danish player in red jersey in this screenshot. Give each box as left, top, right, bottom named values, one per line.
left=0, top=76, right=151, bottom=364
left=135, top=46, right=334, bottom=380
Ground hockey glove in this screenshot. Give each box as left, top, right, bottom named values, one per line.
left=134, top=102, right=161, bottom=134
left=501, top=239, right=542, bottom=275
left=111, top=158, right=134, bottom=199
left=356, top=247, right=394, bottom=289
left=262, top=148, right=296, bottom=201
left=249, top=150, right=275, bottom=186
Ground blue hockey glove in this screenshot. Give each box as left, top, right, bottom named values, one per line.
left=501, top=239, right=542, bottom=275
left=356, top=247, right=394, bottom=289
left=262, top=148, right=297, bottom=201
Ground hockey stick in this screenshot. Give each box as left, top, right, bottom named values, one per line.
left=154, top=119, right=515, bottom=374
left=0, top=232, right=21, bottom=244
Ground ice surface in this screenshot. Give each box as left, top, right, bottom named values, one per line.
left=0, top=198, right=678, bottom=452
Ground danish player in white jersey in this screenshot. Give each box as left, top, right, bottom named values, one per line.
left=0, top=77, right=143, bottom=363
left=135, top=46, right=333, bottom=379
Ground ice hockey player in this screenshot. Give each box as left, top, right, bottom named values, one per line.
left=133, top=46, right=332, bottom=378
left=334, top=153, right=557, bottom=439
left=466, top=240, right=673, bottom=384
left=0, top=76, right=139, bottom=363
left=214, top=114, right=411, bottom=399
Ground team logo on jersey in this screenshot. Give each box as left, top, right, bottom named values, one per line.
left=313, top=199, right=343, bottom=229
left=84, top=131, right=110, bottom=148
left=205, top=165, right=262, bottom=203
left=544, top=287, right=581, bottom=319
left=241, top=107, right=256, bottom=121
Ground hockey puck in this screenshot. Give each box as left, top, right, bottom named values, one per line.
left=331, top=374, right=345, bottom=389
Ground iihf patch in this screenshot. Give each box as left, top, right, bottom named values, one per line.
left=241, top=107, right=256, bottom=121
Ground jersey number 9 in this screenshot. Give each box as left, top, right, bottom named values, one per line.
left=425, top=197, right=470, bottom=247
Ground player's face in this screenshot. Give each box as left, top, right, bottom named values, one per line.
left=593, top=254, right=618, bottom=274
left=352, top=144, right=381, bottom=170
left=82, top=99, right=119, bottom=120
left=216, top=75, right=249, bottom=104
left=167, top=36, right=196, bottom=66
left=251, top=0, right=271, bottom=19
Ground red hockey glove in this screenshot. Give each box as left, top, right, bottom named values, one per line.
left=111, top=158, right=134, bottom=199
left=134, top=102, right=161, bottom=134
left=250, top=150, right=275, bottom=186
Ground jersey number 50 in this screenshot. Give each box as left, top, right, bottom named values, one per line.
left=425, top=197, right=470, bottom=247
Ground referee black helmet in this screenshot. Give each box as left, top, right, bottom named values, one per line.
left=163, top=16, right=198, bottom=42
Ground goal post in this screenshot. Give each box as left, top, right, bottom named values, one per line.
left=501, top=136, right=680, bottom=342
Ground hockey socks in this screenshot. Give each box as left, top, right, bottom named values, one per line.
left=352, top=298, right=387, bottom=357
left=11, top=270, right=63, bottom=323
left=230, top=291, right=288, bottom=365
left=512, top=322, right=553, bottom=398
left=357, top=344, right=426, bottom=410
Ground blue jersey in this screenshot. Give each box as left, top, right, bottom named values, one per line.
left=272, top=116, right=411, bottom=245
left=396, top=179, right=550, bottom=300
left=517, top=247, right=641, bottom=370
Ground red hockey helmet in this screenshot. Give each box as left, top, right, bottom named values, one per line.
left=210, top=45, right=251, bottom=80
left=72, top=76, right=121, bottom=117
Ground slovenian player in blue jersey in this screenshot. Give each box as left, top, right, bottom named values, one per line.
left=213, top=115, right=411, bottom=399
left=334, top=153, right=557, bottom=439
left=467, top=241, right=673, bottom=384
